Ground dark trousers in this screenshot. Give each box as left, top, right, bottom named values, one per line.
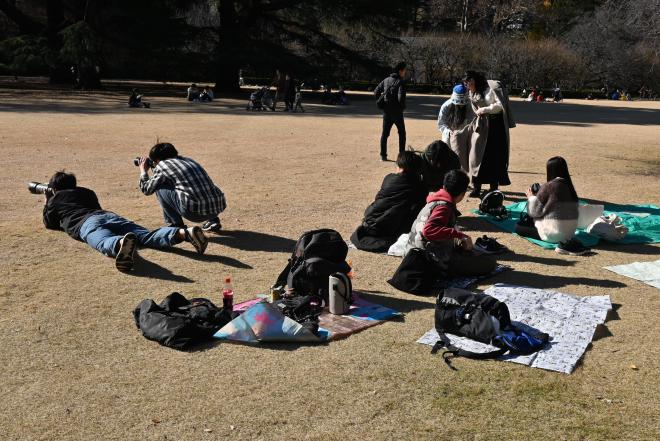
left=155, top=184, right=219, bottom=227
left=447, top=251, right=497, bottom=278
left=380, top=111, right=406, bottom=158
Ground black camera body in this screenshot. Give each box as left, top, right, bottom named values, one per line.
left=28, top=181, right=53, bottom=196
left=133, top=157, right=153, bottom=168
left=531, top=183, right=541, bottom=195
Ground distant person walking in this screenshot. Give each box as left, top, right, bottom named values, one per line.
left=374, top=62, right=408, bottom=161
left=273, top=69, right=287, bottom=111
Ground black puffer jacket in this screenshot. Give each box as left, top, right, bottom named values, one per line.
left=351, top=172, right=427, bottom=252
left=374, top=73, right=406, bottom=111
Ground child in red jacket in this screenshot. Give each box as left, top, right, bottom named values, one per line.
left=406, top=170, right=496, bottom=277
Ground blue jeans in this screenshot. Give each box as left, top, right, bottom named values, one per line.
left=155, top=185, right=219, bottom=227
left=79, top=212, right=181, bottom=257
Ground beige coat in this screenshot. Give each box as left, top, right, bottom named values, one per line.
left=451, top=80, right=515, bottom=178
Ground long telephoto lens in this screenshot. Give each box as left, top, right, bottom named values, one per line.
left=133, top=157, right=153, bottom=167
left=28, top=182, right=50, bottom=194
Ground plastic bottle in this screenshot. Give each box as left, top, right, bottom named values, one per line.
left=222, top=277, right=234, bottom=311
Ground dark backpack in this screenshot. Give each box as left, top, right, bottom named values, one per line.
left=275, top=229, right=351, bottom=300
left=387, top=248, right=448, bottom=295
left=432, top=288, right=549, bottom=369
left=478, top=190, right=508, bottom=220
left=376, top=78, right=398, bottom=110
left=133, top=292, right=234, bottom=350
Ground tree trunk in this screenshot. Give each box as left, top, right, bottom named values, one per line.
left=214, top=0, right=242, bottom=93
left=47, top=0, right=70, bottom=84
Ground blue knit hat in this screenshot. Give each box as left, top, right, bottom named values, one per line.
left=451, top=84, right=468, bottom=105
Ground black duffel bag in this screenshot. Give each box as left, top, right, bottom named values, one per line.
left=134, top=292, right=234, bottom=350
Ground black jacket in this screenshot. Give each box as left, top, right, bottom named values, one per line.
left=43, top=187, right=105, bottom=240
left=351, top=172, right=427, bottom=252
left=374, top=73, right=406, bottom=112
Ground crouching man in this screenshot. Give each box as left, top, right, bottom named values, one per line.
left=137, top=142, right=226, bottom=233
left=405, top=169, right=496, bottom=277
left=43, top=171, right=207, bottom=272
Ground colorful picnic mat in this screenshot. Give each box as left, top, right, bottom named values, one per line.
left=474, top=201, right=660, bottom=249
left=417, top=284, right=612, bottom=374
left=604, top=259, right=660, bottom=289
left=213, top=294, right=401, bottom=343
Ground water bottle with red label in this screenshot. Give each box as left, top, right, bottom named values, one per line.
left=222, top=277, right=234, bottom=311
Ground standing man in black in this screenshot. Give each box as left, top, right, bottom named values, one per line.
left=374, top=62, right=408, bottom=161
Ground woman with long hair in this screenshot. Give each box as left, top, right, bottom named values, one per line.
left=463, top=70, right=515, bottom=197
left=515, top=156, right=589, bottom=255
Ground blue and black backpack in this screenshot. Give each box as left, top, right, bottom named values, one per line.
left=433, top=288, right=549, bottom=369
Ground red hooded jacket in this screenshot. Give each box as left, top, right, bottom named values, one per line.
left=422, top=189, right=467, bottom=242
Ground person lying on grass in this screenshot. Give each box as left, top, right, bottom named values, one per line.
left=42, top=171, right=207, bottom=272
left=515, top=156, right=589, bottom=256
left=405, top=169, right=496, bottom=277
left=350, top=151, right=428, bottom=253
left=137, top=142, right=226, bottom=233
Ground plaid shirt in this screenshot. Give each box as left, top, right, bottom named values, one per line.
left=140, top=156, right=226, bottom=216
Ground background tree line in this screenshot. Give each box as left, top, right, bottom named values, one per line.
left=0, top=0, right=658, bottom=94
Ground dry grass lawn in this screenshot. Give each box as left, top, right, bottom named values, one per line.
left=1, top=86, right=659, bottom=441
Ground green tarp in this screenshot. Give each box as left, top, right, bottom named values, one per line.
left=474, top=201, right=660, bottom=250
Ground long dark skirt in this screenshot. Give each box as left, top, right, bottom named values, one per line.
left=475, top=113, right=510, bottom=186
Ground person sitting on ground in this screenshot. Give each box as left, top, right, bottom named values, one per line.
left=419, top=140, right=460, bottom=193
left=405, top=169, right=496, bottom=277
left=350, top=151, right=427, bottom=253
left=199, top=86, right=214, bottom=102
left=128, top=88, right=150, bottom=108
left=336, top=87, right=349, bottom=105
left=187, top=83, right=200, bottom=101
left=42, top=171, right=207, bottom=272
left=321, top=86, right=334, bottom=104
left=138, top=142, right=226, bottom=233
left=553, top=87, right=563, bottom=102
left=515, top=156, right=589, bottom=256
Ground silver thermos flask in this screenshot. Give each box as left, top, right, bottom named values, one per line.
left=329, top=273, right=352, bottom=315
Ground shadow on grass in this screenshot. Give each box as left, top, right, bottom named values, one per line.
left=165, top=247, right=253, bottom=269
left=597, top=242, right=659, bottom=256
left=490, top=269, right=626, bottom=289
left=457, top=215, right=509, bottom=234
left=128, top=254, right=194, bottom=283
left=208, top=229, right=296, bottom=253
left=358, top=289, right=435, bottom=313
left=186, top=338, right=329, bottom=353
left=496, top=252, right=577, bottom=267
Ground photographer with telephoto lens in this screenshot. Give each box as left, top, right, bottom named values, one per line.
left=41, top=171, right=208, bottom=272
left=137, top=142, right=226, bottom=233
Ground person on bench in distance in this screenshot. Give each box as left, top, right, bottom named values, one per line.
left=351, top=151, right=427, bottom=253
left=515, top=156, right=589, bottom=256
left=42, top=171, right=207, bottom=272
left=405, top=169, right=496, bottom=277
left=137, top=142, right=226, bottom=233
